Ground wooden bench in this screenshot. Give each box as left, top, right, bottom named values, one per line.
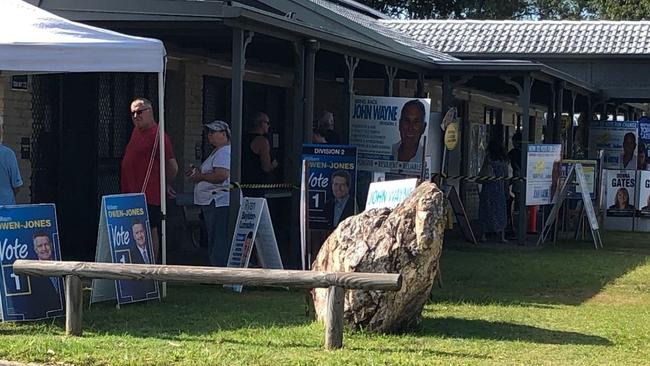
left=13, top=260, right=401, bottom=350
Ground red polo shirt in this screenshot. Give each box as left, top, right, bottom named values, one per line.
left=120, top=124, right=175, bottom=206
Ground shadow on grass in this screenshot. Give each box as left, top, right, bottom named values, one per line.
left=80, top=285, right=313, bottom=339
left=437, top=231, right=650, bottom=306
left=419, top=317, right=613, bottom=346
left=221, top=337, right=491, bottom=359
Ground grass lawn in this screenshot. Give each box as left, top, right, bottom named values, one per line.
left=1, top=231, right=650, bottom=365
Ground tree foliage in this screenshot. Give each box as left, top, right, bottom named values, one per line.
left=356, top=0, right=650, bottom=20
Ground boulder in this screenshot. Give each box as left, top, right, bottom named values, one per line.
left=311, top=181, right=446, bottom=333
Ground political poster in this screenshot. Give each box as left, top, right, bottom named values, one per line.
left=638, top=117, right=650, bottom=169
left=526, top=144, right=562, bottom=206
left=365, top=178, right=418, bottom=211
left=302, top=144, right=357, bottom=230
left=226, top=197, right=283, bottom=292
left=560, top=160, right=597, bottom=200
left=588, top=120, right=638, bottom=169
left=605, top=170, right=636, bottom=217
left=637, top=170, right=650, bottom=217
left=0, top=204, right=64, bottom=321
left=92, top=193, right=159, bottom=306
left=350, top=96, right=431, bottom=176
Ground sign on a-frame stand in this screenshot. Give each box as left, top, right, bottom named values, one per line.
left=537, top=163, right=602, bottom=249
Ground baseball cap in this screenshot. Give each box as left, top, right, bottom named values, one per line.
left=204, top=120, right=231, bottom=138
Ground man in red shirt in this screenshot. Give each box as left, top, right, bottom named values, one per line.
left=121, top=98, right=178, bottom=262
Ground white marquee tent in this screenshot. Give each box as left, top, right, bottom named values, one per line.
left=0, top=0, right=170, bottom=286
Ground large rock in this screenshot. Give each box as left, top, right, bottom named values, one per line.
left=311, top=181, right=446, bottom=333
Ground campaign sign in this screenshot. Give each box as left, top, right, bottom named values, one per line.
left=102, top=194, right=159, bottom=305
left=588, top=120, right=638, bottom=169
left=226, top=197, right=283, bottom=292
left=638, top=117, right=650, bottom=166
left=0, top=204, right=64, bottom=321
left=350, top=96, right=431, bottom=175
left=637, top=171, right=650, bottom=217
left=302, top=144, right=357, bottom=230
left=526, top=144, right=562, bottom=205
left=560, top=160, right=597, bottom=200
left=365, top=178, right=418, bottom=211
left=606, top=170, right=636, bottom=217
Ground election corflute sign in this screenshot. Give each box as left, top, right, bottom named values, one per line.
left=0, top=204, right=64, bottom=321
left=91, top=193, right=160, bottom=306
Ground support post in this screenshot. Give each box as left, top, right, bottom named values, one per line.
left=303, top=39, right=319, bottom=142
left=343, top=56, right=359, bottom=144
left=568, top=90, right=576, bottom=158
left=384, top=66, right=398, bottom=97
left=518, top=75, right=532, bottom=245
left=65, top=275, right=83, bottom=336
left=229, top=29, right=253, bottom=237
left=554, top=82, right=565, bottom=144
left=325, top=285, right=344, bottom=350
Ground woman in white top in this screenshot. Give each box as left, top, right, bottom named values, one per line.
left=187, top=120, right=231, bottom=266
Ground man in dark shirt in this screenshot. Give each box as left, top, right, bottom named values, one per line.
left=507, top=132, right=522, bottom=238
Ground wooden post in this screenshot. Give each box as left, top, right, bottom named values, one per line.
left=325, top=286, right=344, bottom=350
left=65, top=275, right=83, bottom=336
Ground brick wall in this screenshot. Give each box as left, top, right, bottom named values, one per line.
left=0, top=76, right=33, bottom=203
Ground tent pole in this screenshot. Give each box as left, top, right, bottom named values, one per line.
left=158, top=70, right=167, bottom=298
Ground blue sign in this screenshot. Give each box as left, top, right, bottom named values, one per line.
left=0, top=204, right=64, bottom=321
left=302, top=144, right=358, bottom=230
left=103, top=194, right=159, bottom=304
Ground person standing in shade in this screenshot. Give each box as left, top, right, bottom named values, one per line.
left=242, top=112, right=277, bottom=197
left=478, top=139, right=510, bottom=243
left=0, top=121, right=23, bottom=205
left=121, top=98, right=178, bottom=263
left=188, top=120, right=232, bottom=267
left=316, top=110, right=341, bottom=145
left=506, top=132, right=522, bottom=237
left=323, top=170, right=355, bottom=228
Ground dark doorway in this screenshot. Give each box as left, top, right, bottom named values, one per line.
left=31, top=73, right=157, bottom=261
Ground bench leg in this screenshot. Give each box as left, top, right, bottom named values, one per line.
left=325, top=286, right=344, bottom=350
left=65, top=275, right=83, bottom=336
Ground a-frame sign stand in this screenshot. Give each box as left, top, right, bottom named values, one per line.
left=537, top=163, right=603, bottom=249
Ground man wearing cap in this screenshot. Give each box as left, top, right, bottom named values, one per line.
left=121, top=98, right=178, bottom=263
left=187, top=120, right=232, bottom=266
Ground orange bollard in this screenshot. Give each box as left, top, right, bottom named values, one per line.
left=527, top=205, right=538, bottom=234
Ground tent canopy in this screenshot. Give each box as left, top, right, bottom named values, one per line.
left=0, top=0, right=165, bottom=73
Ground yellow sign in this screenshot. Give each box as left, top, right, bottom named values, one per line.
left=444, top=122, right=459, bottom=150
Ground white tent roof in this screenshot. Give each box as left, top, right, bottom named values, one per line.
left=0, top=0, right=165, bottom=73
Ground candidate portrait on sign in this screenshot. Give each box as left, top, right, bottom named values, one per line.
left=323, top=170, right=355, bottom=228
left=609, top=187, right=635, bottom=210
left=642, top=193, right=650, bottom=211
left=391, top=99, right=427, bottom=163
left=118, top=219, right=157, bottom=303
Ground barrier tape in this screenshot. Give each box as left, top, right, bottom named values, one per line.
left=212, top=182, right=300, bottom=192
left=432, top=173, right=526, bottom=183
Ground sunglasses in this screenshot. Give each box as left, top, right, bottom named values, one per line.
left=131, top=108, right=150, bottom=117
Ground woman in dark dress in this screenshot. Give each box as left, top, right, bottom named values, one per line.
left=242, top=112, right=277, bottom=197
left=479, top=139, right=510, bottom=242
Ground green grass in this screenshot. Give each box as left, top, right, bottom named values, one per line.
left=2, top=231, right=650, bottom=365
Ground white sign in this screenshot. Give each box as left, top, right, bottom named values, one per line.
left=588, top=121, right=638, bottom=169
left=226, top=197, right=283, bottom=292
left=526, top=144, right=562, bottom=205
left=605, top=170, right=636, bottom=217
left=575, top=164, right=600, bottom=231
left=365, top=178, right=418, bottom=210
left=350, top=96, right=431, bottom=175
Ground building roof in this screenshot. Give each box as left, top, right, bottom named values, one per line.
left=380, top=19, right=650, bottom=57
left=306, top=0, right=457, bottom=61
